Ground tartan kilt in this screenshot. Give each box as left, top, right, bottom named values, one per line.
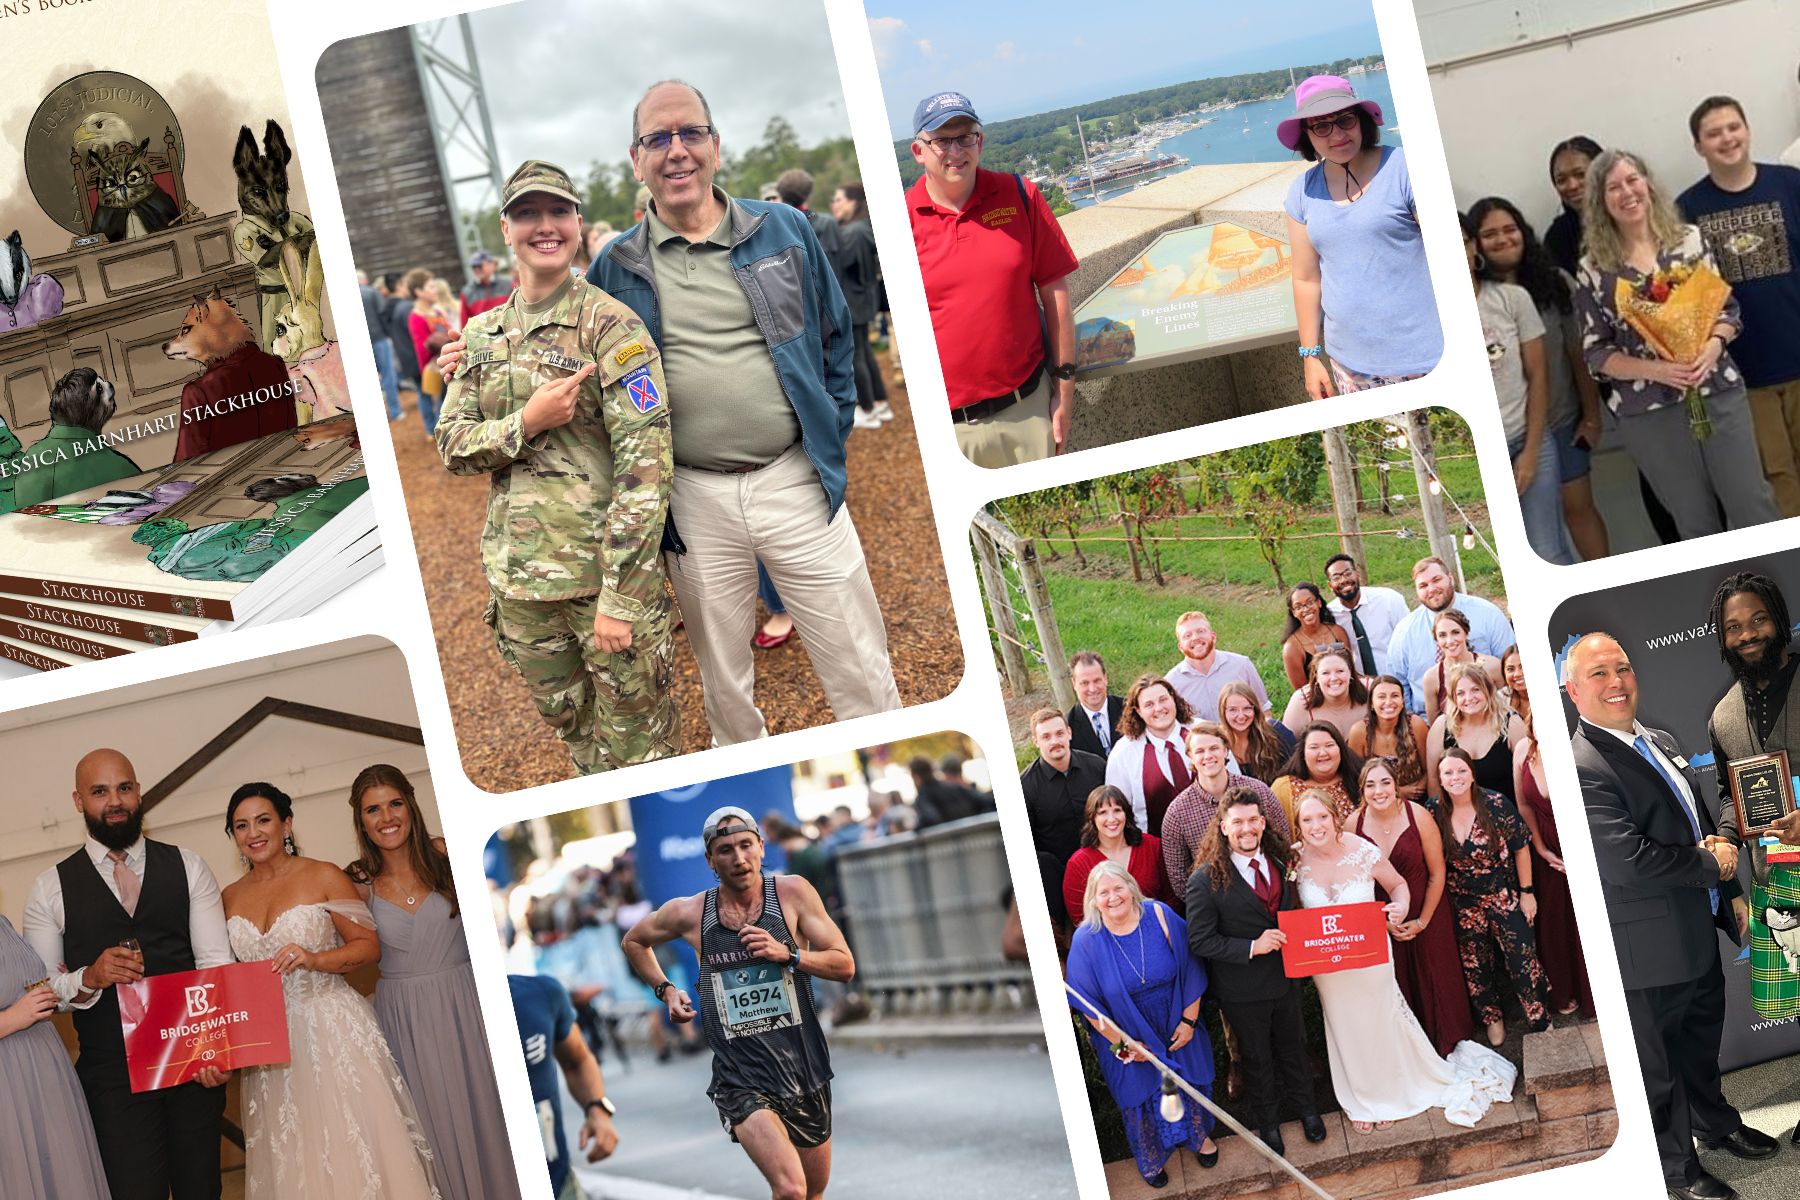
left=1749, top=864, right=1800, bottom=1020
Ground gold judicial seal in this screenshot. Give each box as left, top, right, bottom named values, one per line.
left=25, top=71, right=185, bottom=234
left=1726, top=749, right=1797, bottom=836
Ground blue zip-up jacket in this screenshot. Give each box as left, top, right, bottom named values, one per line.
left=588, top=193, right=856, bottom=553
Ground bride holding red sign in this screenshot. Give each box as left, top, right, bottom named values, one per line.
left=220, top=783, right=442, bottom=1198
left=1292, top=790, right=1516, bottom=1131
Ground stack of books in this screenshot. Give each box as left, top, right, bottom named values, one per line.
left=2, top=6, right=380, bottom=676
left=0, top=414, right=378, bottom=673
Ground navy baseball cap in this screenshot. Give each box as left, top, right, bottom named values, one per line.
left=913, top=91, right=980, bottom=137
left=470, top=249, right=496, bottom=267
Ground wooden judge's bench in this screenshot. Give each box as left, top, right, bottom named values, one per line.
left=0, top=212, right=258, bottom=470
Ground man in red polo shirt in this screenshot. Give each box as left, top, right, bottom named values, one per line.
left=907, top=91, right=1079, bottom=467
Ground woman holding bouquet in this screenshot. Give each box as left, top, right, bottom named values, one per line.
left=1574, top=149, right=1777, bottom=539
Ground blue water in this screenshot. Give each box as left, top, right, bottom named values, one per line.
left=1069, top=69, right=1402, bottom=208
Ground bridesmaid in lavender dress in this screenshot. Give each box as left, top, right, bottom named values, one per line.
left=0, top=915, right=112, bottom=1198
left=347, top=765, right=521, bottom=1200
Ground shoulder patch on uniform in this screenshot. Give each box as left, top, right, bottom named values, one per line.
left=622, top=365, right=662, bottom=414
left=613, top=341, right=648, bottom=367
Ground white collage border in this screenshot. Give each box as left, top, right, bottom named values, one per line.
left=1, top=0, right=1748, bottom=1196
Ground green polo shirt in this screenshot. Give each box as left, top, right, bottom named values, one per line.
left=646, top=190, right=798, bottom=470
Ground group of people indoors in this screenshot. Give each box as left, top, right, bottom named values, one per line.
left=1020, top=552, right=1592, bottom=1186
left=3, top=751, right=518, bottom=1200
left=1461, top=93, right=1800, bottom=563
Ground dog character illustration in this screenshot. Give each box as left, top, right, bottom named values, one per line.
left=231, top=120, right=322, bottom=354
left=162, top=285, right=298, bottom=459
left=270, top=299, right=347, bottom=422
left=87, top=138, right=180, bottom=243
left=290, top=411, right=358, bottom=451
left=11, top=368, right=142, bottom=510
left=0, top=230, right=64, bottom=335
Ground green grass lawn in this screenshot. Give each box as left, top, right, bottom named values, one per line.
left=985, top=446, right=1511, bottom=751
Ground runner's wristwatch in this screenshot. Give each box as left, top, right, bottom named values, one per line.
left=654, top=980, right=673, bottom=1001
left=1049, top=361, right=1078, bottom=381
left=585, top=1097, right=617, bottom=1117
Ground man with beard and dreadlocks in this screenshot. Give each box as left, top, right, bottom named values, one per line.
left=21, top=748, right=235, bottom=1200
left=1707, top=573, right=1800, bottom=1104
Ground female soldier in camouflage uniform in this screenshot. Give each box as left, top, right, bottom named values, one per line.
left=436, top=160, right=678, bottom=773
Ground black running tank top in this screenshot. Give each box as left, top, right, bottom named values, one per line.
left=698, top=874, right=833, bottom=1099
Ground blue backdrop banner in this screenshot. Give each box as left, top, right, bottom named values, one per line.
left=1551, top=553, right=1800, bottom=1071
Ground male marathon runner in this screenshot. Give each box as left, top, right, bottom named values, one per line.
left=623, top=806, right=853, bottom=1200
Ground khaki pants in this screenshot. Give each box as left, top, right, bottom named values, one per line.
left=952, top=373, right=1054, bottom=468
left=486, top=591, right=679, bottom=773
left=665, top=444, right=901, bottom=744
left=1748, top=379, right=1800, bottom=519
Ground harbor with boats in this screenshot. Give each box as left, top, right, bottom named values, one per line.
left=1056, top=61, right=1397, bottom=208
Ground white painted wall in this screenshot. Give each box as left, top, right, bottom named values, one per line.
left=1419, top=0, right=1800, bottom=235
left=0, top=637, right=435, bottom=922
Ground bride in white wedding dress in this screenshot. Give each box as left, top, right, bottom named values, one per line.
left=1292, top=789, right=1517, bottom=1131
left=221, top=784, right=441, bottom=1199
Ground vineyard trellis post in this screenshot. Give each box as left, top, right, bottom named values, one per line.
left=1321, top=425, right=1367, bottom=570
left=971, top=511, right=1077, bottom=712
left=1405, top=409, right=1465, bottom=590
left=970, top=521, right=1030, bottom=694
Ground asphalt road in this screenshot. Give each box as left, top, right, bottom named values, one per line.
left=567, top=1040, right=1079, bottom=1200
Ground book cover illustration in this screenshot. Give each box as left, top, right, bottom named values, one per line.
left=0, top=412, right=368, bottom=610
left=0, top=1, right=348, bottom=518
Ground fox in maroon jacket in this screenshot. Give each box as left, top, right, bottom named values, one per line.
left=162, top=288, right=298, bottom=460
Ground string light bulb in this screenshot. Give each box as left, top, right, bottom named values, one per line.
left=1427, top=475, right=1442, bottom=496
left=1462, top=523, right=1476, bottom=550
left=1159, top=1073, right=1185, bottom=1123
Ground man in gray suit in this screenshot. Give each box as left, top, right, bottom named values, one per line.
left=1566, top=632, right=1775, bottom=1200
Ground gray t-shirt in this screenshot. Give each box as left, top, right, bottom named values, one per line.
left=647, top=194, right=800, bottom=470
left=1476, top=280, right=1545, bottom=443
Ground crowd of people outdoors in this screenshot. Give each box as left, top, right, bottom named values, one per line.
left=4, top=753, right=513, bottom=1200
left=489, top=754, right=994, bottom=1046
left=1461, top=91, right=1800, bottom=562
left=1020, top=550, right=1593, bottom=1187
left=485, top=753, right=993, bottom=1197
left=414, top=81, right=919, bottom=777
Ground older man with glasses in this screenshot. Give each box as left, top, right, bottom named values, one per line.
left=593, top=79, right=901, bottom=744
left=446, top=79, right=902, bottom=747
left=907, top=91, right=1080, bottom=467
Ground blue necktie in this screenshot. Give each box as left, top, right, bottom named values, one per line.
left=1091, top=710, right=1109, bottom=751
left=1632, top=735, right=1719, bottom=915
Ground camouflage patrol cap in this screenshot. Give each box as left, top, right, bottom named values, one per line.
left=502, top=159, right=582, bottom=213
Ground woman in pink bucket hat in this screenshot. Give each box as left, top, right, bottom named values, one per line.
left=1279, top=75, right=1442, bottom=400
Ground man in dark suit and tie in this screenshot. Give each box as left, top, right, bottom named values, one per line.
left=1565, top=632, right=1776, bottom=1200
left=1067, top=650, right=1125, bottom=758
left=1186, top=787, right=1324, bottom=1156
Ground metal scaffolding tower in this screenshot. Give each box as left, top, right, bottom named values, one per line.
left=410, top=16, right=506, bottom=275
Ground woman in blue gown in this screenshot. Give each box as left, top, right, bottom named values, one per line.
left=1066, top=861, right=1218, bottom=1188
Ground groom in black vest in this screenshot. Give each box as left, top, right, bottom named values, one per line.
left=20, top=748, right=233, bottom=1200
left=1186, top=787, right=1324, bottom=1156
